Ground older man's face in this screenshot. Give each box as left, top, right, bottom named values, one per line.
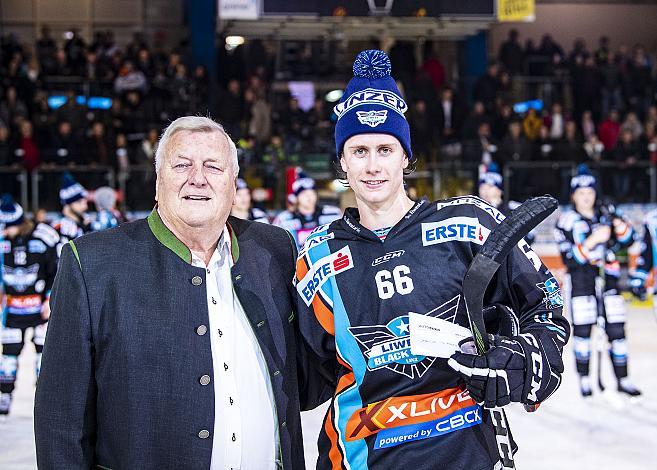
left=156, top=130, right=236, bottom=233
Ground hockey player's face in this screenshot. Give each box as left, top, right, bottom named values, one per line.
left=156, top=129, right=237, bottom=231
left=572, top=187, right=596, bottom=212
left=478, top=183, right=502, bottom=207
left=341, top=134, right=408, bottom=206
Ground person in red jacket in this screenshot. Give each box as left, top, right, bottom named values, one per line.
left=598, top=109, right=621, bottom=151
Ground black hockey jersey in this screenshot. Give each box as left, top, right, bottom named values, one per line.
left=295, top=196, right=569, bottom=469
left=631, top=208, right=657, bottom=287
left=554, top=206, right=633, bottom=296
left=273, top=205, right=342, bottom=248
left=1, top=223, right=59, bottom=329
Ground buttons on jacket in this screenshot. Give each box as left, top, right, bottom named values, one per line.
left=196, top=325, right=207, bottom=336
left=198, top=429, right=210, bottom=439
left=200, top=375, right=211, bottom=386
left=191, top=275, right=203, bottom=286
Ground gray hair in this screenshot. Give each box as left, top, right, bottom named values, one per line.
left=154, top=116, right=239, bottom=176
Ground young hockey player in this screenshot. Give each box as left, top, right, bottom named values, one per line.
left=52, top=173, right=91, bottom=252
left=554, top=168, right=641, bottom=397
left=295, top=50, right=570, bottom=469
left=629, top=206, right=657, bottom=305
left=0, top=195, right=59, bottom=415
left=231, top=178, right=270, bottom=223
left=273, top=173, right=341, bottom=247
left=478, top=163, right=535, bottom=244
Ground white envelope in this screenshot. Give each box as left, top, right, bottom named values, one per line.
left=408, top=312, right=475, bottom=358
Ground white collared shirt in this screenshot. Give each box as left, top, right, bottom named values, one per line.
left=191, top=228, right=278, bottom=470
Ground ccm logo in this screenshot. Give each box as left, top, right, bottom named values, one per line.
left=372, top=250, right=405, bottom=267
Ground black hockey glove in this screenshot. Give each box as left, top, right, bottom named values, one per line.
left=629, top=277, right=647, bottom=301
left=448, top=334, right=547, bottom=409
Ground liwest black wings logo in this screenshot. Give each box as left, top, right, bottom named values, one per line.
left=348, top=295, right=460, bottom=379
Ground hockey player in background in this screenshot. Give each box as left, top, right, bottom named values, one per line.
left=295, top=50, right=569, bottom=469
left=230, top=178, right=270, bottom=223
left=629, top=209, right=657, bottom=304
left=0, top=195, right=59, bottom=415
left=554, top=168, right=641, bottom=397
left=91, top=186, right=121, bottom=231
left=52, top=173, right=91, bottom=252
left=478, top=163, right=535, bottom=244
left=273, top=173, right=341, bottom=247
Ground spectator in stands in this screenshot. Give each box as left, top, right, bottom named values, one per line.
left=462, top=100, right=487, bottom=140
left=280, top=97, right=307, bottom=153
left=612, top=128, right=642, bottom=201
left=64, top=28, right=87, bottom=75
left=47, top=120, right=81, bottom=166
left=0, top=123, right=13, bottom=166
left=580, top=110, right=596, bottom=140
left=499, top=29, right=524, bottom=75
left=626, top=45, right=652, bottom=116
left=35, top=26, right=57, bottom=76
left=646, top=105, right=657, bottom=131
left=522, top=107, right=542, bottom=141
left=306, top=98, right=332, bottom=152
left=600, top=52, right=623, bottom=117
left=219, top=79, right=244, bottom=139
left=473, top=61, right=499, bottom=112
left=491, top=101, right=514, bottom=141
left=247, top=88, right=271, bottom=146
left=137, top=127, right=159, bottom=165
left=500, top=119, right=532, bottom=167
left=169, top=63, right=191, bottom=117
left=86, top=121, right=110, bottom=166
left=0, top=86, right=28, bottom=128
left=545, top=102, right=566, bottom=140
left=421, top=41, right=445, bottom=92
left=122, top=91, right=149, bottom=134
left=114, top=133, right=130, bottom=175
left=436, top=86, right=464, bottom=147
left=621, top=111, right=644, bottom=140
left=583, top=133, right=605, bottom=165
left=463, top=121, right=499, bottom=166
left=16, top=119, right=40, bottom=172
left=537, top=34, right=565, bottom=76
left=599, top=109, right=621, bottom=151
left=533, top=124, right=555, bottom=162
left=594, top=36, right=611, bottom=66
left=642, top=122, right=657, bottom=164
left=557, top=120, right=586, bottom=200
left=114, top=60, right=148, bottom=95
left=573, top=55, right=602, bottom=121
left=409, top=99, right=434, bottom=162
left=189, top=65, right=209, bottom=115
left=55, top=90, right=86, bottom=131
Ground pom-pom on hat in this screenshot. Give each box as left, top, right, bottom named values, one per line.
left=60, top=172, right=88, bottom=206
left=334, top=50, right=412, bottom=161
left=94, top=186, right=116, bottom=211
left=292, top=174, right=316, bottom=197
left=570, top=164, right=597, bottom=192
left=479, top=163, right=503, bottom=190
left=0, top=194, right=24, bottom=228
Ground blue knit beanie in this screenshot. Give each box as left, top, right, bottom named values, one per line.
left=292, top=174, right=316, bottom=197
left=479, top=163, right=503, bottom=190
left=0, top=194, right=24, bottom=228
left=60, top=172, right=88, bottom=206
left=570, top=164, right=596, bottom=192
left=334, top=50, right=412, bottom=161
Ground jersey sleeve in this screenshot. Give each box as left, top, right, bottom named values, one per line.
left=473, top=202, right=571, bottom=404
left=611, top=211, right=634, bottom=250
left=554, top=213, right=592, bottom=268
left=294, top=237, right=340, bottom=410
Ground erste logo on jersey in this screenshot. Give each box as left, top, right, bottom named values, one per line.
left=349, top=295, right=460, bottom=379
left=297, top=246, right=353, bottom=306
left=536, top=276, right=564, bottom=308
left=422, top=217, right=490, bottom=247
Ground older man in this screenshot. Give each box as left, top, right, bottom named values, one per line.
left=34, top=116, right=323, bottom=469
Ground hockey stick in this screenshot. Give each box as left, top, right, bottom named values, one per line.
left=595, top=272, right=606, bottom=392
left=461, top=195, right=558, bottom=470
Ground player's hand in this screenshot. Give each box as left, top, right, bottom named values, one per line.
left=41, top=299, right=51, bottom=320
left=586, top=226, right=611, bottom=247
left=448, top=333, right=553, bottom=409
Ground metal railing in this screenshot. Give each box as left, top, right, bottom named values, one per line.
left=2, top=160, right=655, bottom=214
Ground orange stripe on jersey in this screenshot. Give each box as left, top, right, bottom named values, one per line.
left=296, top=255, right=310, bottom=281
left=312, top=292, right=335, bottom=336
left=324, top=408, right=344, bottom=470
left=335, top=371, right=355, bottom=395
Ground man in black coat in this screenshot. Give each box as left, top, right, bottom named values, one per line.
left=34, top=116, right=327, bottom=469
